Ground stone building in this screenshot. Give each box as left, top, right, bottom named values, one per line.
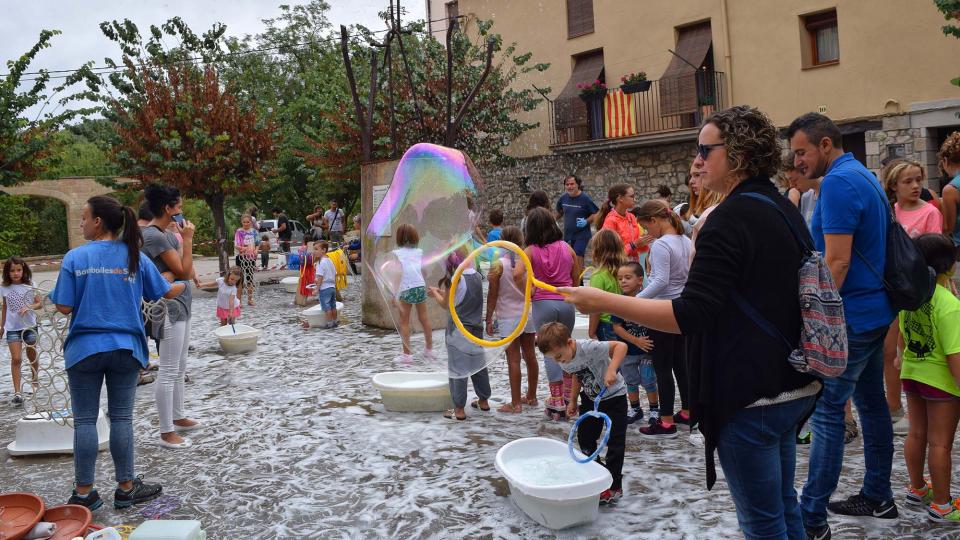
left=426, top=0, right=960, bottom=224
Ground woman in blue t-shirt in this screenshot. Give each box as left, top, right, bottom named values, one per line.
left=51, top=195, right=184, bottom=511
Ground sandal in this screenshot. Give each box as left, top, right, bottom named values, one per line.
left=524, top=396, right=539, bottom=406
left=443, top=409, right=466, bottom=421
left=470, top=399, right=490, bottom=411
left=498, top=403, right=522, bottom=414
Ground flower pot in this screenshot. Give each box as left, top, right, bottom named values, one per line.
left=620, top=80, right=651, bottom=93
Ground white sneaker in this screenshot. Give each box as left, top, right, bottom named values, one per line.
left=688, top=428, right=705, bottom=447
left=892, top=414, right=909, bottom=436
left=156, top=437, right=192, bottom=449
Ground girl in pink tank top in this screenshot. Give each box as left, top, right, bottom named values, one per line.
left=528, top=241, right=574, bottom=300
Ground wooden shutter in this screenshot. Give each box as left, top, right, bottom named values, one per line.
left=567, top=0, right=594, bottom=39
left=659, top=22, right=713, bottom=116
left=553, top=52, right=604, bottom=129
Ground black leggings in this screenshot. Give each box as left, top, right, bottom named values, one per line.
left=648, top=329, right=688, bottom=417
left=578, top=393, right=627, bottom=491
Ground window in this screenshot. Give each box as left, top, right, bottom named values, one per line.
left=445, top=1, right=458, bottom=21
left=802, top=9, right=839, bottom=67
left=567, top=0, right=594, bottom=39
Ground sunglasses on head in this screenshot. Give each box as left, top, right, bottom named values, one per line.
left=697, top=143, right=724, bottom=159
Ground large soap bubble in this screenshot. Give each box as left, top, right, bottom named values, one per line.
left=366, top=143, right=510, bottom=379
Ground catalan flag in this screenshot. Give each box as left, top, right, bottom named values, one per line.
left=604, top=90, right=638, bottom=138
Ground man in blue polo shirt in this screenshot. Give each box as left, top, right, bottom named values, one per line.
left=789, top=113, right=896, bottom=539
left=554, top=174, right=599, bottom=268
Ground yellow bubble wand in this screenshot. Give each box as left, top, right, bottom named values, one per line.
left=448, top=240, right=566, bottom=347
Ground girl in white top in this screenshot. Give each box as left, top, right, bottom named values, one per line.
left=199, top=267, right=241, bottom=326
left=1, top=257, right=41, bottom=405
left=392, top=224, right=433, bottom=362
left=484, top=226, right=539, bottom=413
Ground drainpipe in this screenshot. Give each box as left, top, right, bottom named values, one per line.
left=720, top=0, right=734, bottom=104
left=427, top=0, right=433, bottom=38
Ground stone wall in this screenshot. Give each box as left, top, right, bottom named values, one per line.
left=865, top=114, right=942, bottom=190
left=478, top=140, right=697, bottom=227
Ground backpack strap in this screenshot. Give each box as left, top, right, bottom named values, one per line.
left=738, top=192, right=813, bottom=254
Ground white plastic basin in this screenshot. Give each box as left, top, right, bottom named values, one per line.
left=280, top=276, right=300, bottom=294
left=301, top=301, right=345, bottom=327
left=495, top=437, right=612, bottom=530
left=372, top=371, right=453, bottom=412
left=213, top=324, right=261, bottom=354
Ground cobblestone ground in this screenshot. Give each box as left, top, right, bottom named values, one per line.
left=0, top=275, right=957, bottom=538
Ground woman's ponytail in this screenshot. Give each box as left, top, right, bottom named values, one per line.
left=121, top=205, right=142, bottom=276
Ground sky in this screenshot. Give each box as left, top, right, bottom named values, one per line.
left=0, top=0, right=426, bottom=115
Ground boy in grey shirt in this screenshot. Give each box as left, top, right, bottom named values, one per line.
left=538, top=322, right=629, bottom=505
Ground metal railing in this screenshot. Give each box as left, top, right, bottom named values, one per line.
left=549, top=70, right=726, bottom=146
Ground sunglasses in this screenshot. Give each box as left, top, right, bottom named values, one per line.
left=697, top=143, right=725, bottom=159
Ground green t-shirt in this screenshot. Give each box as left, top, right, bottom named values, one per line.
left=899, top=284, right=960, bottom=397
left=589, top=268, right=621, bottom=324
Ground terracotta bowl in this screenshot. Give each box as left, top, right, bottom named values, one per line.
left=42, top=504, right=93, bottom=540
left=0, top=492, right=44, bottom=540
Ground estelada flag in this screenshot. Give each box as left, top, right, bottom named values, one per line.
left=604, top=90, right=638, bottom=138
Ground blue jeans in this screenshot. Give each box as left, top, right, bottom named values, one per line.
left=717, top=395, right=817, bottom=540
left=801, top=325, right=893, bottom=528
left=595, top=321, right=616, bottom=342
left=67, top=349, right=140, bottom=486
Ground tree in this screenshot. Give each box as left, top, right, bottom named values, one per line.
left=0, top=30, right=97, bottom=185
left=934, top=0, right=960, bottom=86
left=95, top=18, right=279, bottom=272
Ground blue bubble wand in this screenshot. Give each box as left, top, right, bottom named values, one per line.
left=568, top=386, right=612, bottom=463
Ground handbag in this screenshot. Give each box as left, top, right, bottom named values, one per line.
left=846, top=167, right=936, bottom=312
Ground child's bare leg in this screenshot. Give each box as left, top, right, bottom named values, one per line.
left=326, top=309, right=337, bottom=324
left=25, top=342, right=38, bottom=386
left=883, top=322, right=902, bottom=414
left=927, top=399, right=960, bottom=504
left=397, top=301, right=413, bottom=355
left=501, top=341, right=522, bottom=411
left=415, top=302, right=432, bottom=351
left=8, top=342, right=23, bottom=394
left=904, top=392, right=928, bottom=491
left=647, top=391, right=659, bottom=407
left=519, top=333, right=539, bottom=404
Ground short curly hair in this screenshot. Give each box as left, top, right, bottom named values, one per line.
left=704, top=105, right=782, bottom=179
left=939, top=131, right=960, bottom=166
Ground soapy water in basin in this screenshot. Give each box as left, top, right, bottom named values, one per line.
left=388, top=379, right=445, bottom=389
left=506, top=455, right=598, bottom=487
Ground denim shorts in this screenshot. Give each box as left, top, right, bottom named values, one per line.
left=622, top=354, right=657, bottom=393
left=318, top=287, right=337, bottom=311
left=5, top=328, right=37, bottom=344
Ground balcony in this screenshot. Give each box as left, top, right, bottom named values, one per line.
left=548, top=70, right=726, bottom=151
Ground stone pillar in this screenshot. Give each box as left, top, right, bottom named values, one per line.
left=360, top=160, right=447, bottom=332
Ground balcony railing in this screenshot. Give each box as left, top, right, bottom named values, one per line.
left=549, top=70, right=727, bottom=146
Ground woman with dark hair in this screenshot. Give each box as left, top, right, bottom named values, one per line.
left=555, top=175, right=599, bottom=268
left=51, top=195, right=184, bottom=510
left=141, top=183, right=200, bottom=449
left=519, top=190, right=551, bottom=233
left=522, top=207, right=581, bottom=420
left=599, top=184, right=645, bottom=261
left=562, top=105, right=819, bottom=539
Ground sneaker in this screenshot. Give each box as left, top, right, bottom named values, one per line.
left=67, top=488, right=104, bottom=511
left=928, top=498, right=960, bottom=523
left=688, top=427, right=705, bottom=447
left=626, top=406, right=644, bottom=425
left=906, top=482, right=934, bottom=507
left=113, top=476, right=163, bottom=509
left=892, top=414, right=909, bottom=436
left=805, top=523, right=831, bottom=540
left=673, top=410, right=692, bottom=426
left=843, top=418, right=859, bottom=444
left=797, top=431, right=812, bottom=445
left=11, top=393, right=23, bottom=405
left=599, top=488, right=623, bottom=505
left=639, top=418, right=678, bottom=438
left=395, top=353, right=414, bottom=366
left=827, top=493, right=898, bottom=520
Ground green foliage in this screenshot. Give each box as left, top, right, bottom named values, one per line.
left=934, top=1, right=960, bottom=85
left=38, top=125, right=119, bottom=178
left=0, top=193, right=67, bottom=258
left=0, top=30, right=99, bottom=186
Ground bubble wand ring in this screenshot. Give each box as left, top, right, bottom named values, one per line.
left=448, top=240, right=562, bottom=348
left=568, top=387, right=612, bottom=463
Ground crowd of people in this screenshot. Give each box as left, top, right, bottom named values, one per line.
left=4, top=106, right=960, bottom=538
left=389, top=107, right=960, bottom=538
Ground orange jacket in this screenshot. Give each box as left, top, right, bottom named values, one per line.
left=602, top=209, right=648, bottom=258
